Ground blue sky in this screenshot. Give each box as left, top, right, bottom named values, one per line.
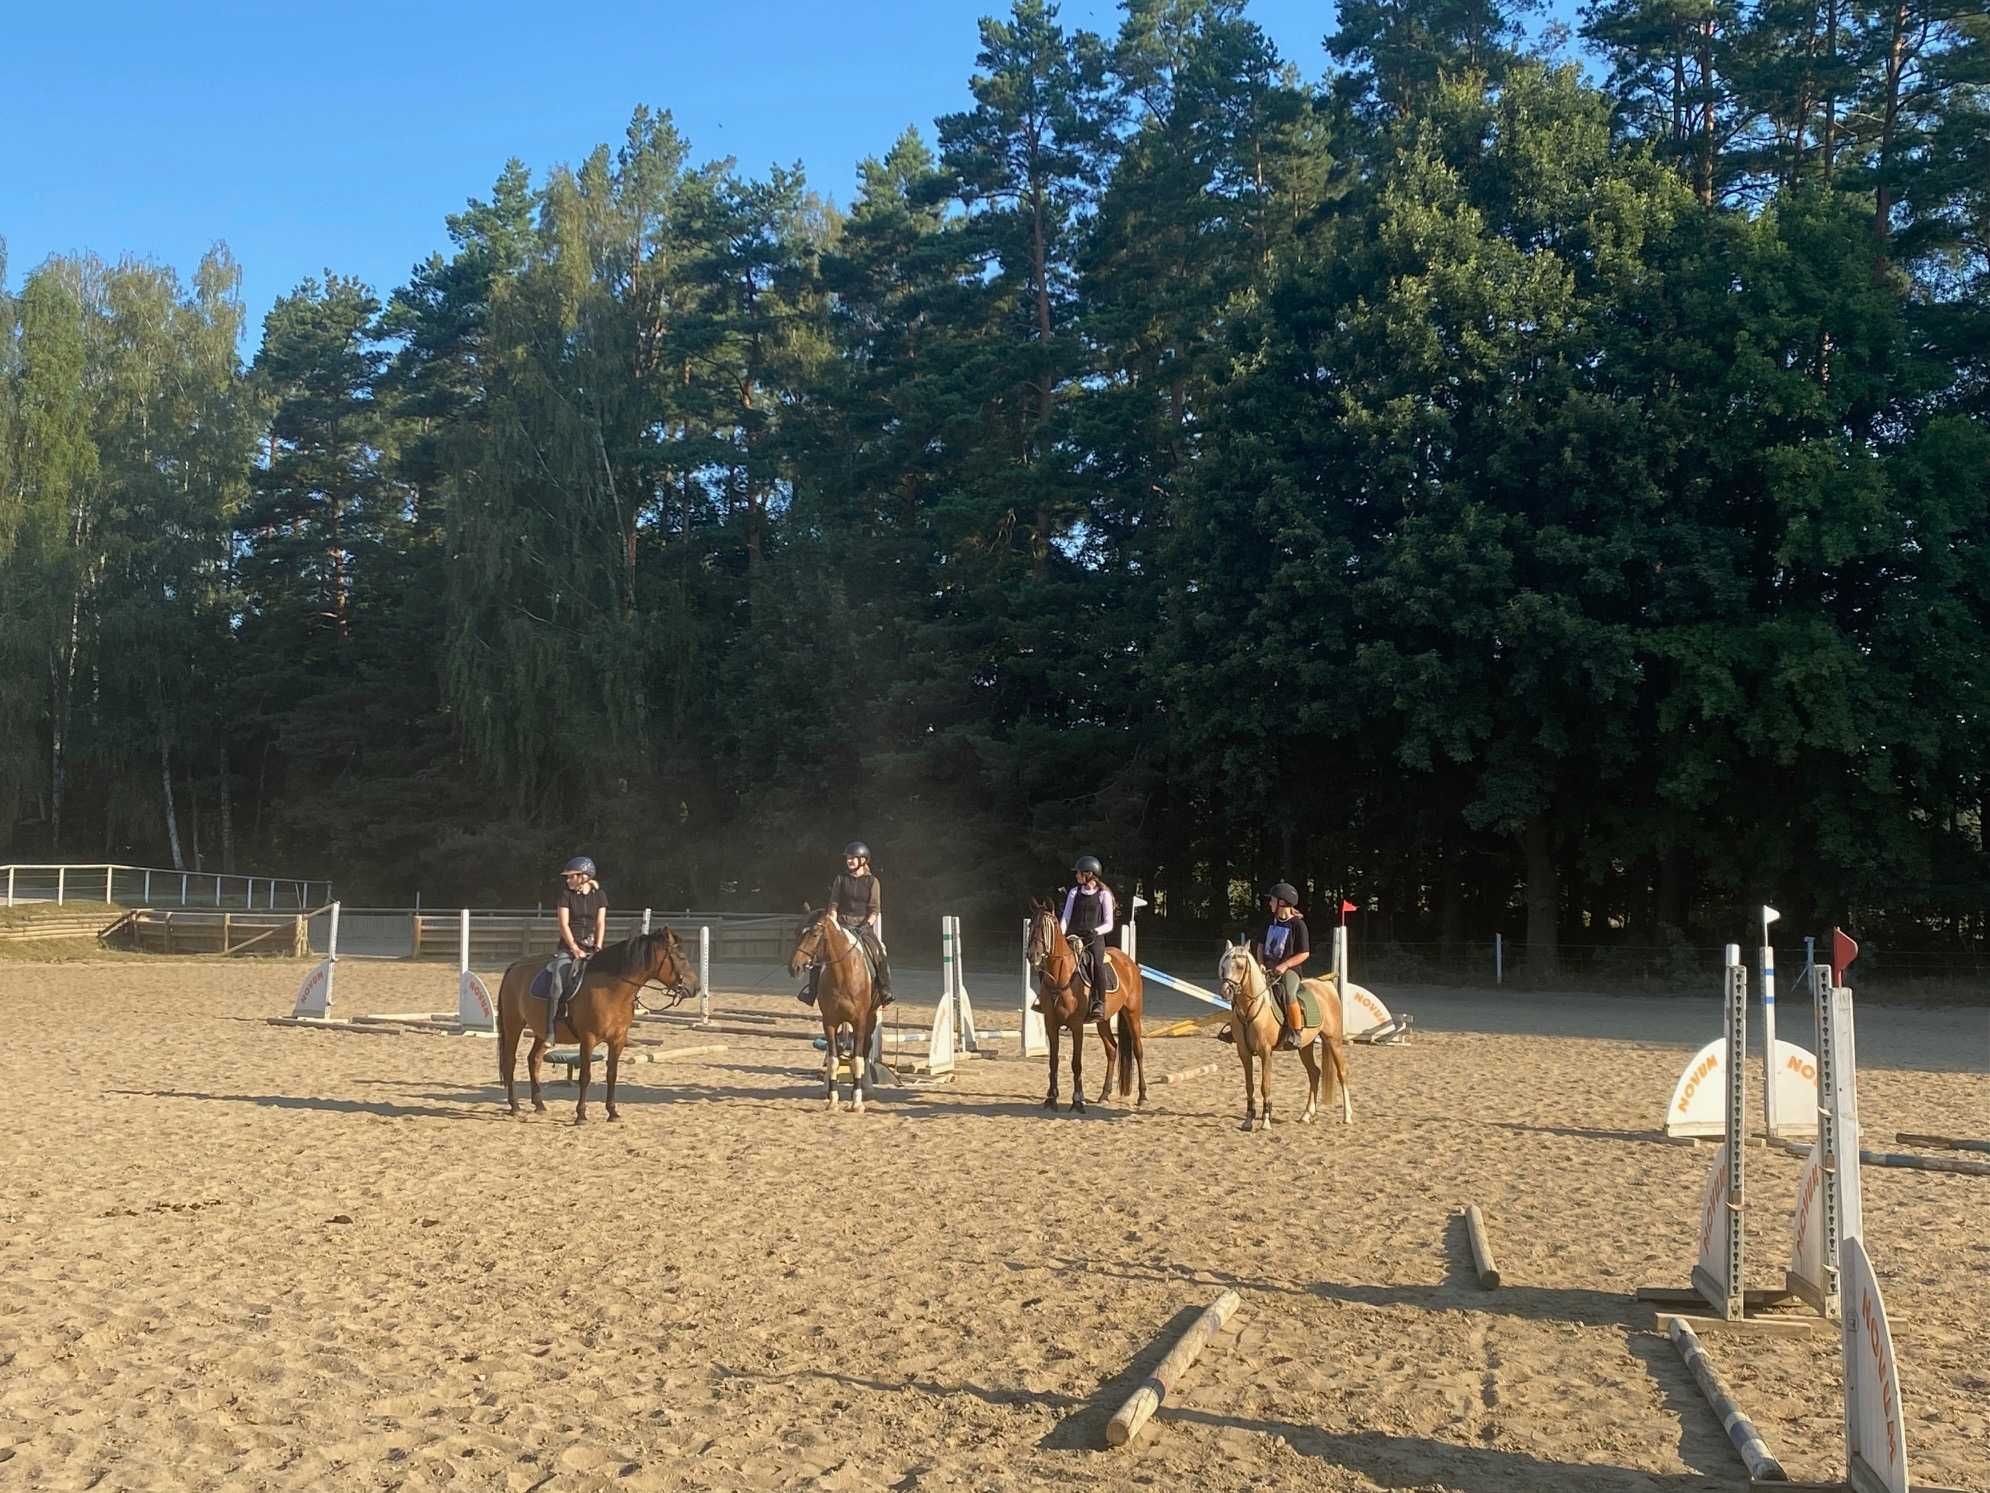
left=2, top=2, right=1578, bottom=346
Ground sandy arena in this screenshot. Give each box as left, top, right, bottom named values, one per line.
left=1, top=958, right=1985, bottom=1492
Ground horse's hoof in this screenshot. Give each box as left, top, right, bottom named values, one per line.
left=851, top=1098, right=866, bottom=1115
left=606, top=1110, right=620, bottom=1123
left=573, top=1114, right=587, bottom=1127
left=1068, top=1100, right=1085, bottom=1113
left=1239, top=1117, right=1256, bottom=1132
left=1042, top=1095, right=1057, bottom=1109
left=532, top=1101, right=547, bottom=1114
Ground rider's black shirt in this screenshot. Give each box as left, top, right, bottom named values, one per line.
left=829, top=871, right=881, bottom=925
left=556, top=883, right=607, bottom=952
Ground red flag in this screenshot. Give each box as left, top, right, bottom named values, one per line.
left=1339, top=899, right=1357, bottom=924
left=1831, top=927, right=1859, bottom=984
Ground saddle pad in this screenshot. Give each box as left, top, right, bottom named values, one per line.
left=1294, top=984, right=1326, bottom=1032
left=1065, top=937, right=1118, bottom=994
left=530, top=967, right=554, bottom=1001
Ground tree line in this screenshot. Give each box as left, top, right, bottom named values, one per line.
left=2, top=0, right=1985, bottom=972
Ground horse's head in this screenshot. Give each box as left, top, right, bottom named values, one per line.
left=641, top=925, right=699, bottom=1002
left=788, top=906, right=830, bottom=978
left=1217, top=943, right=1262, bottom=1009
left=1024, top=898, right=1063, bottom=973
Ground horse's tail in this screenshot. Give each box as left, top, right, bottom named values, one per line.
left=1116, top=1005, right=1135, bottom=1097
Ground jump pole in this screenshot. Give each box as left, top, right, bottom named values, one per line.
left=1105, top=1290, right=1241, bottom=1448
left=1463, top=1204, right=1501, bottom=1289
left=1664, top=1316, right=1787, bottom=1482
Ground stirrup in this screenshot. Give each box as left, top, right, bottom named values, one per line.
left=796, top=987, right=817, bottom=1006
left=1216, top=1026, right=1235, bottom=1043
left=876, top=989, right=894, bottom=1008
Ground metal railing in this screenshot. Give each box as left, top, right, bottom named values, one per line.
left=0, top=863, right=332, bottom=911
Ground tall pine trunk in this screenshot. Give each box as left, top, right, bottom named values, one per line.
left=160, top=729, right=185, bottom=871
left=1521, top=815, right=1560, bottom=979
left=218, top=745, right=234, bottom=873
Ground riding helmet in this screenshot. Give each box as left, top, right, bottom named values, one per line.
left=563, top=856, right=598, bottom=878
left=1073, top=854, right=1103, bottom=876
left=844, top=841, right=871, bottom=861
left=1267, top=881, right=1300, bottom=906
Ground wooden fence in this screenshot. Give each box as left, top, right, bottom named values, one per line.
left=108, top=909, right=311, bottom=957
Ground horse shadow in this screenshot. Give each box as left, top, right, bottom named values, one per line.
left=105, top=1088, right=504, bottom=1122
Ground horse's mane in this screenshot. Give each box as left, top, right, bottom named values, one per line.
left=587, top=929, right=674, bottom=978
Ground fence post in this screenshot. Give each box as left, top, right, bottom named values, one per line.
left=700, top=925, right=711, bottom=1024
left=409, top=913, right=421, bottom=960
left=5, top=867, right=12, bottom=906
left=222, top=911, right=232, bottom=954
left=1495, top=933, right=1503, bottom=986
left=58, top=867, right=66, bottom=905
left=214, top=874, right=221, bottom=906
left=144, top=870, right=151, bottom=904
left=106, top=866, right=114, bottom=903
left=180, top=872, right=188, bottom=906
left=460, top=908, right=470, bottom=975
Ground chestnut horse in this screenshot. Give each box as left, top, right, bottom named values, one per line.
left=1217, top=943, right=1351, bottom=1132
left=1025, top=898, right=1147, bottom=1112
left=787, top=908, right=883, bottom=1113
left=495, top=927, right=699, bottom=1124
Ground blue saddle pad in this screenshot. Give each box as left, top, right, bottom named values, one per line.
left=530, top=967, right=554, bottom=1000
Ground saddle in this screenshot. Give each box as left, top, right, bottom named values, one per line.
left=1066, top=935, right=1119, bottom=995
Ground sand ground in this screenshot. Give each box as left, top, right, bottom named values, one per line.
left=1, top=957, right=1986, bottom=1492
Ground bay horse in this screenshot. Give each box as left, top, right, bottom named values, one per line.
left=787, top=908, right=883, bottom=1113
left=495, top=927, right=699, bottom=1124
left=1217, top=943, right=1352, bottom=1132
left=1025, top=898, right=1147, bottom=1113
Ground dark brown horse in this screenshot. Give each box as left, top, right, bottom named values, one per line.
left=1026, top=898, right=1147, bottom=1112
left=788, top=908, right=883, bottom=1113
left=495, top=928, right=699, bottom=1124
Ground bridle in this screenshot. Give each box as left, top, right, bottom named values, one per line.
left=1025, top=910, right=1077, bottom=993
left=1219, top=949, right=1267, bottom=1021
left=795, top=911, right=863, bottom=975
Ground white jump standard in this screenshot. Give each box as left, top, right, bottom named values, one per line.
left=1637, top=945, right=1813, bottom=1334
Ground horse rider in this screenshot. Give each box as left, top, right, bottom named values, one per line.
left=798, top=840, right=893, bottom=1008
left=552, top=855, right=607, bottom=1025
left=1059, top=854, right=1117, bottom=1022
left=1257, top=881, right=1312, bottom=1048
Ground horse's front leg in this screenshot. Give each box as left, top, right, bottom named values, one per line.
left=604, top=1040, right=622, bottom=1123
left=822, top=1019, right=840, bottom=1112
left=850, top=1008, right=872, bottom=1115
left=1043, top=1020, right=1061, bottom=1109
left=1257, top=1047, right=1272, bottom=1133
left=573, top=1038, right=594, bottom=1125
left=1069, top=1024, right=1086, bottom=1114
left=1236, top=1043, right=1257, bottom=1132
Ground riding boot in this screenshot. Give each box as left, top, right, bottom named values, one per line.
left=796, top=966, right=819, bottom=1006
left=874, top=953, right=894, bottom=1008
left=1277, top=997, right=1305, bottom=1049
left=1087, top=993, right=1106, bottom=1021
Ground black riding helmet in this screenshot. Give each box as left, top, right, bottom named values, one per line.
left=844, top=841, right=871, bottom=862
left=1073, top=854, right=1103, bottom=876
left=1266, top=881, right=1300, bottom=907
left=563, top=856, right=597, bottom=878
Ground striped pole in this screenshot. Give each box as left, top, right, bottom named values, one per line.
left=1666, top=1316, right=1786, bottom=1481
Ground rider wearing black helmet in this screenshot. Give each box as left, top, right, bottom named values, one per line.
left=1257, top=881, right=1310, bottom=1049
left=1058, top=854, right=1117, bottom=1021
left=552, top=855, right=607, bottom=1021
left=798, top=841, right=893, bottom=1008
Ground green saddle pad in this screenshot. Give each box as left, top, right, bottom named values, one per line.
left=1294, top=985, right=1328, bottom=1031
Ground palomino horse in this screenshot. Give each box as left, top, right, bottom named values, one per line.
left=495, top=928, right=699, bottom=1124
left=788, top=908, right=884, bottom=1113
left=1025, top=898, right=1147, bottom=1112
left=1217, top=943, right=1352, bottom=1132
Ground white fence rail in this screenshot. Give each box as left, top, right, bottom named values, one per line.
left=1, top=863, right=332, bottom=911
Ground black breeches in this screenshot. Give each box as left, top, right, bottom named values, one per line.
left=1080, top=931, right=1106, bottom=992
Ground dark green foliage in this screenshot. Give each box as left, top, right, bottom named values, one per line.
left=0, top=0, right=1984, bottom=963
